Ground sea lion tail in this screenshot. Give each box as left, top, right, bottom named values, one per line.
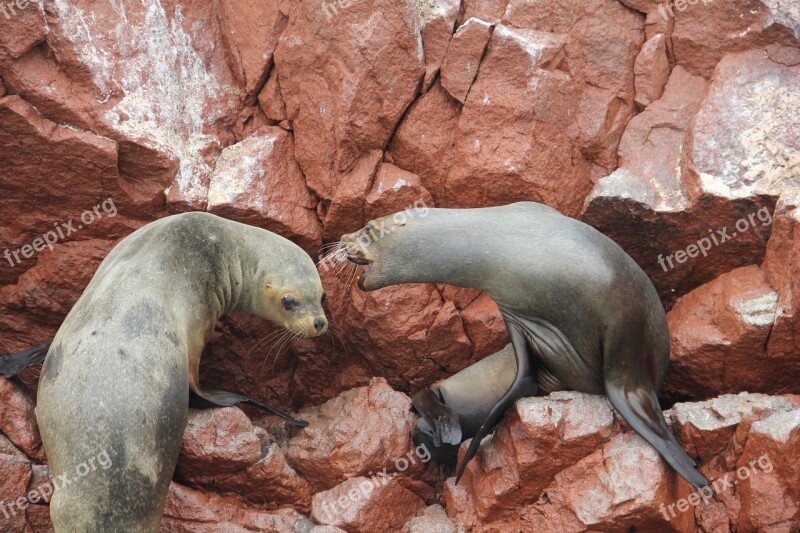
left=605, top=381, right=709, bottom=489
left=0, top=340, right=52, bottom=378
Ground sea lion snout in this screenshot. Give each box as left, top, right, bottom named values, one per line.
left=279, top=306, right=328, bottom=338
left=340, top=230, right=380, bottom=290
left=340, top=231, right=375, bottom=264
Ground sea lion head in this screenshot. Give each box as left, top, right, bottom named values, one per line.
left=248, top=250, right=328, bottom=338
left=340, top=206, right=432, bottom=291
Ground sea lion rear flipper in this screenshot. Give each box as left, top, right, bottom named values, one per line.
left=189, top=387, right=308, bottom=427
left=411, top=388, right=462, bottom=446
left=455, top=323, right=532, bottom=483
left=0, top=340, right=53, bottom=378
left=604, top=380, right=709, bottom=489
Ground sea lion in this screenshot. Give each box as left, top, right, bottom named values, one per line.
left=411, top=343, right=538, bottom=465
left=341, top=202, right=708, bottom=488
left=35, top=212, right=328, bottom=532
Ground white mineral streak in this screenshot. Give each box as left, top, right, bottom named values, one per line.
left=52, top=0, right=239, bottom=204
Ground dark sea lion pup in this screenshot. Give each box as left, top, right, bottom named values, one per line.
left=341, top=202, right=708, bottom=489
left=36, top=212, right=328, bottom=532
left=411, top=344, right=537, bottom=465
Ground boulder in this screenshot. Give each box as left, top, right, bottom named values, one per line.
left=176, top=407, right=262, bottom=477
left=283, top=378, right=418, bottom=490
left=310, top=475, right=424, bottom=532
left=440, top=18, right=494, bottom=104
left=206, top=127, right=322, bottom=253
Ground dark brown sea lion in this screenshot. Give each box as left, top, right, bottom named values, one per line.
left=341, top=201, right=708, bottom=488
left=34, top=212, right=327, bottom=532
left=411, top=343, right=538, bottom=465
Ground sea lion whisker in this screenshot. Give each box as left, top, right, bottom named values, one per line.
left=320, top=241, right=344, bottom=253
left=260, top=330, right=293, bottom=374
left=334, top=254, right=352, bottom=279
left=245, top=330, right=284, bottom=360
left=350, top=262, right=361, bottom=286
left=270, top=329, right=302, bottom=372
left=317, top=246, right=349, bottom=273
left=346, top=262, right=359, bottom=286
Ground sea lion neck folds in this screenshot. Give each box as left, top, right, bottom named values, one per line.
left=341, top=202, right=709, bottom=490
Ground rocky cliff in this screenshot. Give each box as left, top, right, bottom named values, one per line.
left=0, top=0, right=798, bottom=531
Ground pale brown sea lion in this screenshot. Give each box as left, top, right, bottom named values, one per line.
left=34, top=212, right=327, bottom=532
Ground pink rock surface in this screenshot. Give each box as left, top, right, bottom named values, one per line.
left=215, top=0, right=289, bottom=97
left=448, top=392, right=624, bottom=524
left=273, top=0, right=424, bottom=199
left=161, top=482, right=313, bottom=532
left=0, top=377, right=44, bottom=462
left=671, top=0, right=800, bottom=78
left=206, top=126, right=322, bottom=253
left=634, top=33, right=670, bottom=108
left=310, top=475, right=424, bottom=532
left=665, top=265, right=781, bottom=399
left=419, top=0, right=460, bottom=91
left=584, top=50, right=799, bottom=306
left=176, top=407, right=262, bottom=477
left=364, top=162, right=434, bottom=221
left=283, top=378, right=418, bottom=490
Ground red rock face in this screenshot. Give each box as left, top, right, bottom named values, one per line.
left=584, top=48, right=799, bottom=306
left=1, top=0, right=800, bottom=530
left=273, top=0, right=425, bottom=199
left=440, top=17, right=493, bottom=104
left=206, top=126, right=322, bottom=254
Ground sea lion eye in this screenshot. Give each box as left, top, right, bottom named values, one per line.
left=281, top=296, right=297, bottom=310
left=321, top=293, right=326, bottom=305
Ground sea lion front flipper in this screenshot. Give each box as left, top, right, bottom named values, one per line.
left=0, top=340, right=53, bottom=378
left=604, top=380, right=709, bottom=489
left=411, top=388, right=462, bottom=446
left=189, top=387, right=308, bottom=427
left=455, top=323, right=532, bottom=483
